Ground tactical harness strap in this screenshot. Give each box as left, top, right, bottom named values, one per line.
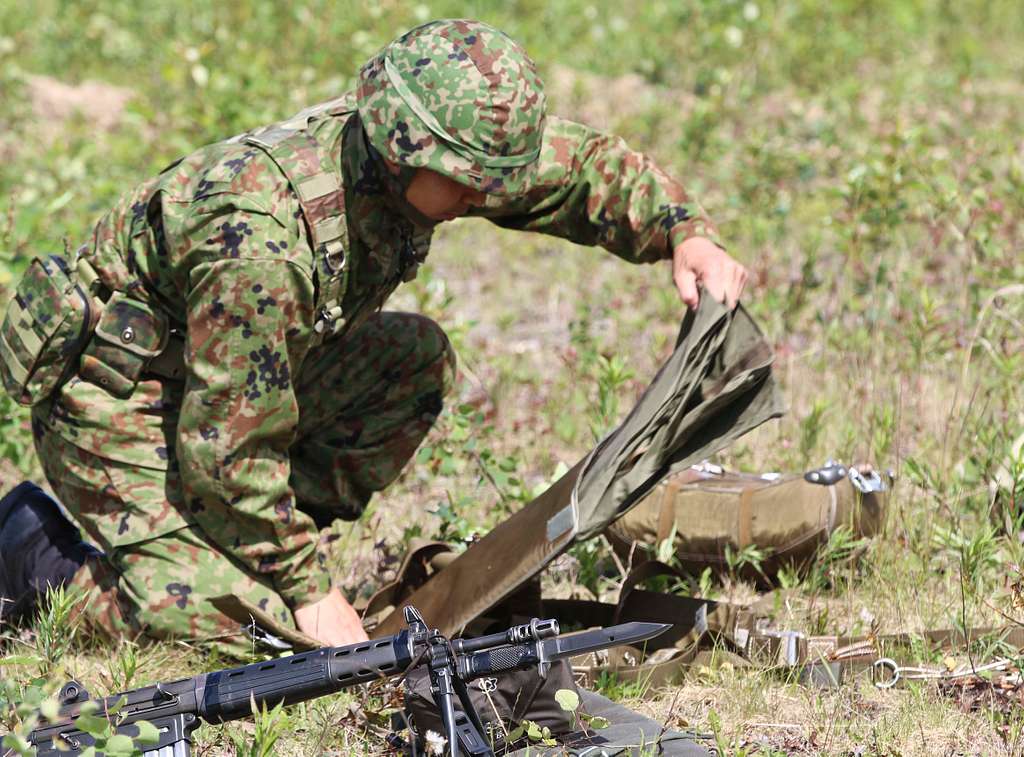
left=241, top=96, right=354, bottom=340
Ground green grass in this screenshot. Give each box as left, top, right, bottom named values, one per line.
left=3, top=0, right=1024, bottom=754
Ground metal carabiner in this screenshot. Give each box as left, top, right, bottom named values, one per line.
left=872, top=658, right=901, bottom=689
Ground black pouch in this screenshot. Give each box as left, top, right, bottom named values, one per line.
left=79, top=292, right=168, bottom=398
left=403, top=659, right=580, bottom=753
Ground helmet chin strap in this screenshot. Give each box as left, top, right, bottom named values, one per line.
left=359, top=123, right=439, bottom=230
left=386, top=168, right=439, bottom=230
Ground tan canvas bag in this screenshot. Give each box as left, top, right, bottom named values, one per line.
left=606, top=462, right=890, bottom=583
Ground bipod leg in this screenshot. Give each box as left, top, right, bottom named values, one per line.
left=430, top=665, right=493, bottom=757
left=431, top=665, right=461, bottom=757
left=453, top=676, right=492, bottom=753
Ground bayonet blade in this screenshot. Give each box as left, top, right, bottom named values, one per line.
left=542, top=622, right=669, bottom=660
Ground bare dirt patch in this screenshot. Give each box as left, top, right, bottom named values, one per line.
left=545, top=63, right=706, bottom=134
left=25, top=74, right=133, bottom=140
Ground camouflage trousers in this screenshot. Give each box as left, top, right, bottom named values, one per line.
left=33, top=312, right=455, bottom=653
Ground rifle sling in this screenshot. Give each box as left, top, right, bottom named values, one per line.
left=208, top=593, right=321, bottom=652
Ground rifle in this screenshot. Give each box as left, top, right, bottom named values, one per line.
left=24, top=606, right=667, bottom=757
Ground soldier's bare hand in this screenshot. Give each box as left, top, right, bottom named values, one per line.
left=671, top=236, right=748, bottom=310
left=294, top=586, right=369, bottom=646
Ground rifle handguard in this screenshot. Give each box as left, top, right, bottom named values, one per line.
left=203, top=631, right=414, bottom=722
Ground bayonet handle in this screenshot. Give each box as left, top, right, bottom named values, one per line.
left=461, top=642, right=539, bottom=679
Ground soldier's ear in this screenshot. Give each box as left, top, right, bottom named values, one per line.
left=383, top=158, right=403, bottom=176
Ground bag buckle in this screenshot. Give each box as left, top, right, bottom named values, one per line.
left=849, top=467, right=889, bottom=494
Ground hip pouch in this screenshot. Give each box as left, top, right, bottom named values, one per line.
left=79, top=291, right=168, bottom=399
left=0, top=255, right=97, bottom=406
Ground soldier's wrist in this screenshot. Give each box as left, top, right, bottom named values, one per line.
left=668, top=221, right=725, bottom=257
left=277, top=566, right=333, bottom=610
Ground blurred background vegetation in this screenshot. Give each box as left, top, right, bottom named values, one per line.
left=2, top=0, right=1024, bottom=753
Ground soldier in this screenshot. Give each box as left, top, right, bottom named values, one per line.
left=0, top=19, right=747, bottom=652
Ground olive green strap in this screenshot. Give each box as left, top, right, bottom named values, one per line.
left=376, top=297, right=784, bottom=637
left=656, top=479, right=679, bottom=544
left=737, top=487, right=754, bottom=548
left=243, top=114, right=352, bottom=338
left=208, top=593, right=320, bottom=652
left=359, top=539, right=454, bottom=627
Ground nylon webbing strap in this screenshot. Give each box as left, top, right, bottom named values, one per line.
left=656, top=479, right=680, bottom=544
left=243, top=114, right=351, bottom=338
left=146, top=335, right=186, bottom=381
left=75, top=254, right=102, bottom=297
left=5, top=297, right=42, bottom=356
left=0, top=326, right=28, bottom=385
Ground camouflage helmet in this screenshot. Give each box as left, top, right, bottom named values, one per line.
left=356, top=19, right=547, bottom=196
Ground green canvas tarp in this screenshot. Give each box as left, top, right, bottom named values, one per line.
left=377, top=294, right=785, bottom=636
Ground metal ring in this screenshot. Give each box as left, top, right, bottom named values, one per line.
left=477, top=677, right=498, bottom=693
left=872, top=658, right=900, bottom=689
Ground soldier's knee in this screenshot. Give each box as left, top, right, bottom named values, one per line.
left=418, top=316, right=457, bottom=393
left=380, top=312, right=456, bottom=391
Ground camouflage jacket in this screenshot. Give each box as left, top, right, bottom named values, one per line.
left=44, top=97, right=718, bottom=609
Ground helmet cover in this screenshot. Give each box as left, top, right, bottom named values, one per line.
left=357, top=19, right=547, bottom=196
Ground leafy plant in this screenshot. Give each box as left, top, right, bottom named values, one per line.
left=803, top=526, right=871, bottom=593
left=554, top=687, right=609, bottom=733
left=723, top=543, right=771, bottom=583
left=593, top=670, right=650, bottom=702
left=0, top=678, right=160, bottom=757
left=106, top=641, right=140, bottom=691
left=58, top=698, right=162, bottom=757
left=0, top=665, right=56, bottom=756
left=507, top=719, right=557, bottom=748
left=33, top=583, right=85, bottom=675
left=228, top=696, right=289, bottom=757
left=589, top=354, right=635, bottom=440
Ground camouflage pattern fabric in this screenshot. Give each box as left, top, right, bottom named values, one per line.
left=358, top=19, right=546, bottom=196
left=78, top=292, right=169, bottom=399
left=36, top=312, right=454, bottom=650
left=27, top=18, right=721, bottom=635
left=0, top=255, right=96, bottom=406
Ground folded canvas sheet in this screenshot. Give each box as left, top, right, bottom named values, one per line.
left=507, top=689, right=713, bottom=756
left=378, top=295, right=785, bottom=636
